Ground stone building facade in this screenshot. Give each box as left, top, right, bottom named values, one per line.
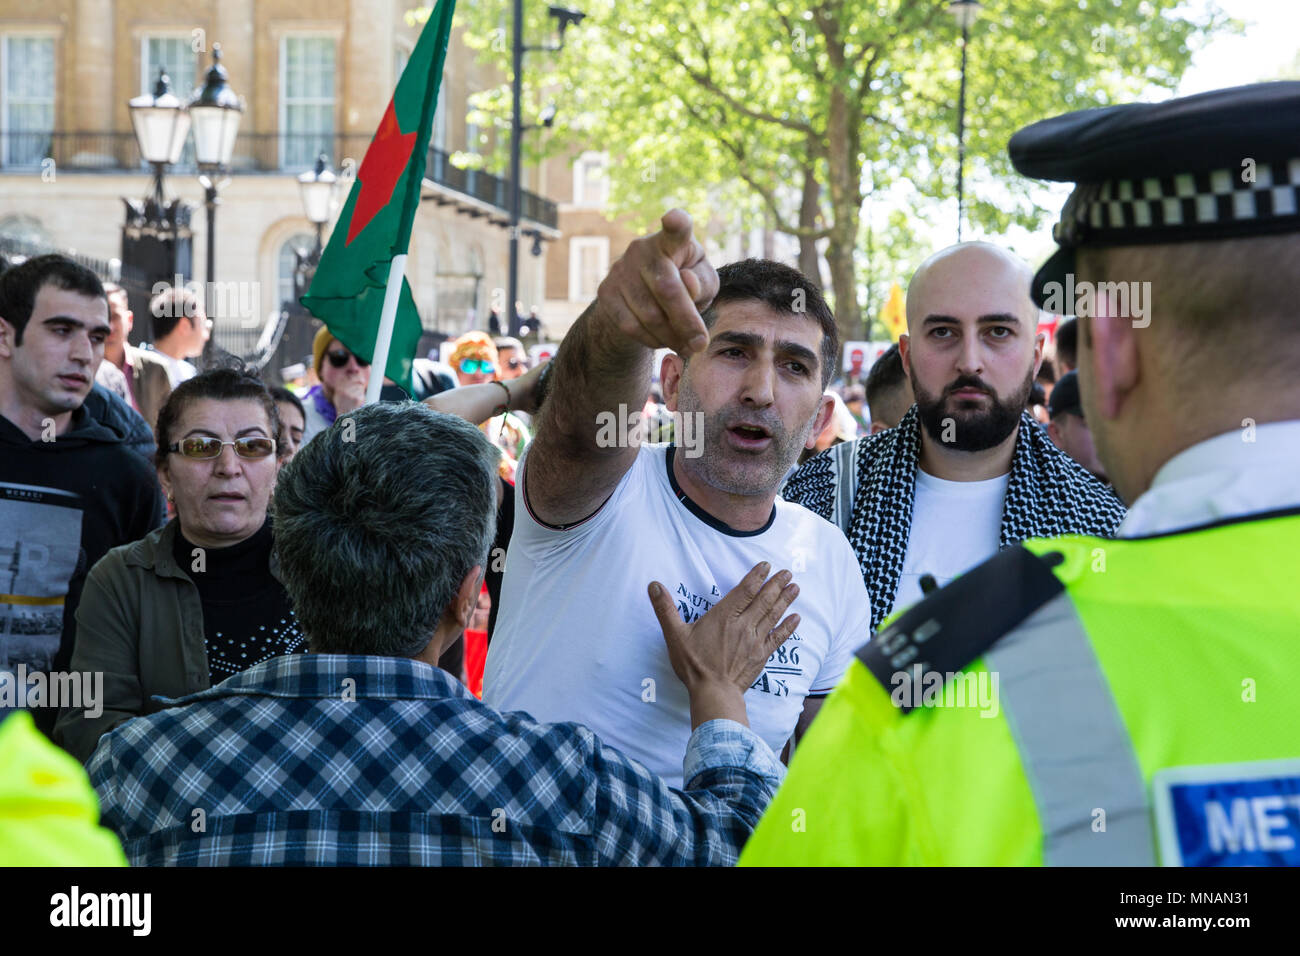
left=0, top=0, right=556, bottom=367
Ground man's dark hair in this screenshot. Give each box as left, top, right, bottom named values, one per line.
left=154, top=364, right=282, bottom=469
left=1036, top=356, right=1056, bottom=385
left=697, top=259, right=838, bottom=389
left=865, top=343, right=906, bottom=411
left=267, top=385, right=305, bottom=420
left=273, top=402, right=499, bottom=658
left=149, top=285, right=203, bottom=341
left=1055, top=318, right=1078, bottom=370
left=0, top=254, right=105, bottom=345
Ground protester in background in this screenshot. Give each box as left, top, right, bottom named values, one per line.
left=1047, top=370, right=1107, bottom=482
left=0, top=255, right=165, bottom=736
left=1027, top=380, right=1051, bottom=425
left=521, top=305, right=543, bottom=338
left=268, top=385, right=306, bottom=462
left=451, top=331, right=499, bottom=386
left=863, top=342, right=914, bottom=434
left=842, top=384, right=869, bottom=436
left=90, top=402, right=794, bottom=866
left=300, top=326, right=370, bottom=446
left=146, top=286, right=210, bottom=387
left=1036, top=356, right=1056, bottom=405
left=493, top=336, right=530, bottom=381
left=451, top=331, right=529, bottom=480
left=784, top=243, right=1124, bottom=631
left=411, top=350, right=458, bottom=400
left=494, top=336, right=533, bottom=430
left=1054, top=316, right=1078, bottom=374
left=799, top=392, right=859, bottom=466
left=93, top=282, right=172, bottom=427
left=56, top=367, right=304, bottom=764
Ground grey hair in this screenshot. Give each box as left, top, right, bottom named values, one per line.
left=272, top=401, right=499, bottom=658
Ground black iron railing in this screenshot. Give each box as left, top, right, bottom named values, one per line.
left=0, top=131, right=557, bottom=229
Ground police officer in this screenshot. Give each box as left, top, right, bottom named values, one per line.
left=740, top=81, right=1300, bottom=866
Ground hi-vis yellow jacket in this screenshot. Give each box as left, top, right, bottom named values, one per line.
left=741, top=511, right=1300, bottom=866
left=0, top=710, right=126, bottom=865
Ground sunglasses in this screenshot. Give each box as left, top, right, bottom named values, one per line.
left=168, top=436, right=277, bottom=460
left=459, top=358, right=496, bottom=375
left=505, top=358, right=529, bottom=371
left=327, top=349, right=369, bottom=369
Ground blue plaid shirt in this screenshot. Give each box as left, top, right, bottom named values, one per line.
left=88, top=654, right=784, bottom=866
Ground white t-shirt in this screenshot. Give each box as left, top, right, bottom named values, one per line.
left=485, top=443, right=873, bottom=788
left=150, top=349, right=197, bottom=389
left=892, top=468, right=1008, bottom=615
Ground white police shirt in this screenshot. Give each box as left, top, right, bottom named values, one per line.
left=485, top=443, right=873, bottom=789
left=1118, top=419, right=1300, bottom=537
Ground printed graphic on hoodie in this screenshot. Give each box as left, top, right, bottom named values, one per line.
left=0, top=482, right=84, bottom=678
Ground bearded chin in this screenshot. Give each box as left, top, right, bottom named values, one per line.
left=913, top=370, right=1033, bottom=452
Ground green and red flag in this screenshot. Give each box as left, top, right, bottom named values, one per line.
left=300, top=0, right=456, bottom=396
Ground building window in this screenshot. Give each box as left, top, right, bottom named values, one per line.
left=142, top=36, right=200, bottom=97
left=568, top=236, right=609, bottom=302
left=1, top=36, right=55, bottom=168
left=280, top=36, right=336, bottom=170
left=572, top=151, right=609, bottom=207
left=142, top=36, right=199, bottom=168
left=278, top=233, right=317, bottom=310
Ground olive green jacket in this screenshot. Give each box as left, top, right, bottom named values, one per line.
left=54, top=519, right=282, bottom=765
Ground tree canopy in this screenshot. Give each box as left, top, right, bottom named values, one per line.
left=423, top=0, right=1235, bottom=338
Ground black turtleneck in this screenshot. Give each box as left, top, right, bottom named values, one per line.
left=172, top=519, right=306, bottom=685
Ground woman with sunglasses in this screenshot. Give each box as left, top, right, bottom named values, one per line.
left=55, top=367, right=306, bottom=764
left=449, top=331, right=531, bottom=482
left=300, top=326, right=371, bottom=446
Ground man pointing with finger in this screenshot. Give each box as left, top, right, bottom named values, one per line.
left=485, top=210, right=873, bottom=788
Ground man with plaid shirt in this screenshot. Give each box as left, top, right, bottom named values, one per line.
left=88, top=402, right=799, bottom=866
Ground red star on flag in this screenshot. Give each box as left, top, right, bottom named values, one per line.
left=346, top=99, right=418, bottom=245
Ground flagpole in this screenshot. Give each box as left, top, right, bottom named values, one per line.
left=365, top=253, right=407, bottom=405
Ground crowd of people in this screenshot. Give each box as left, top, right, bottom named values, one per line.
left=0, top=80, right=1297, bottom=867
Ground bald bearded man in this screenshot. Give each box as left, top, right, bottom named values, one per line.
left=784, top=242, right=1125, bottom=630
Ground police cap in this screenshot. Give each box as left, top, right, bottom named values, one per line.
left=1009, top=82, right=1300, bottom=308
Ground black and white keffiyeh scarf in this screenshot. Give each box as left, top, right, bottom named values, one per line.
left=783, top=405, right=1127, bottom=631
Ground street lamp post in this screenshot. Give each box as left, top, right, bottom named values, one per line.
left=190, top=44, right=244, bottom=363
left=124, top=68, right=194, bottom=341
left=508, top=4, right=584, bottom=336
left=128, top=68, right=192, bottom=210
left=281, top=154, right=340, bottom=378
left=948, top=0, right=981, bottom=243
left=296, top=153, right=338, bottom=295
